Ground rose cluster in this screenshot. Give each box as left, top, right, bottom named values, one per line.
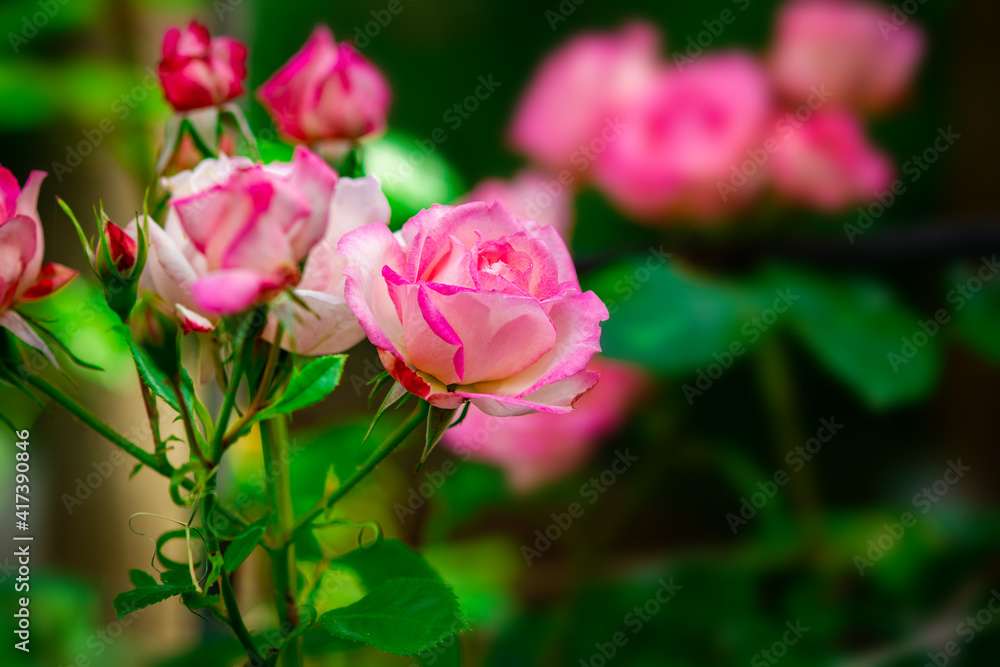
left=507, top=0, right=925, bottom=223
left=140, top=22, right=607, bottom=418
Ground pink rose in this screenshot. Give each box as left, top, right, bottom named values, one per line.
left=340, top=202, right=609, bottom=416
left=593, top=53, right=772, bottom=221
left=509, top=23, right=660, bottom=170
left=770, top=109, right=893, bottom=211
left=462, top=170, right=573, bottom=240
left=442, top=357, right=646, bottom=491
left=770, top=0, right=925, bottom=113
left=143, top=148, right=337, bottom=317
left=0, top=166, right=77, bottom=361
left=258, top=26, right=391, bottom=145
left=159, top=21, right=247, bottom=112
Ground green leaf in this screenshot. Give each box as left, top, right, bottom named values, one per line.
left=364, top=381, right=409, bottom=443
left=255, top=355, right=346, bottom=421
left=113, top=579, right=196, bottom=620
left=129, top=569, right=157, bottom=588
left=318, top=578, right=468, bottom=655
left=584, top=256, right=774, bottom=374
left=224, top=526, right=265, bottom=574
left=769, top=266, right=940, bottom=409
left=126, top=332, right=183, bottom=414
left=422, top=405, right=459, bottom=467
left=335, top=540, right=443, bottom=588
left=950, top=258, right=1000, bottom=365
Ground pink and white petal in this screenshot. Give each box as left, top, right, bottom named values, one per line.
left=285, top=146, right=338, bottom=261
left=15, top=171, right=45, bottom=223
left=0, top=310, right=59, bottom=370
left=299, top=176, right=391, bottom=293
left=190, top=269, right=284, bottom=314
left=530, top=222, right=579, bottom=287
left=263, top=289, right=365, bottom=356
left=384, top=279, right=463, bottom=384
left=17, top=263, right=77, bottom=302
left=176, top=304, right=215, bottom=333
left=0, top=216, right=37, bottom=271
left=340, top=222, right=407, bottom=357
left=145, top=222, right=201, bottom=312
left=403, top=202, right=524, bottom=281
left=471, top=290, right=608, bottom=398
left=461, top=369, right=600, bottom=417
left=420, top=283, right=557, bottom=385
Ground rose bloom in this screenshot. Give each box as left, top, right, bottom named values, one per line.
left=340, top=201, right=609, bottom=416
left=0, top=166, right=76, bottom=361
left=258, top=25, right=391, bottom=145
left=462, top=170, right=573, bottom=240
left=770, top=0, right=925, bottom=113
left=770, top=109, right=893, bottom=211
left=142, top=148, right=336, bottom=319
left=141, top=151, right=387, bottom=354
left=442, top=357, right=646, bottom=491
left=593, top=53, right=772, bottom=222
left=159, top=20, right=247, bottom=112
left=509, top=23, right=659, bottom=170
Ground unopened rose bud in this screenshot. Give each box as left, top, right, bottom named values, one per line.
left=257, top=26, right=391, bottom=145
left=159, top=21, right=247, bottom=112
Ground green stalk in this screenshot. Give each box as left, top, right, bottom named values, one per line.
left=203, top=481, right=263, bottom=665
left=754, top=337, right=822, bottom=547
left=263, top=416, right=302, bottom=667
left=25, top=373, right=177, bottom=480
left=211, top=355, right=245, bottom=461
left=293, top=401, right=429, bottom=536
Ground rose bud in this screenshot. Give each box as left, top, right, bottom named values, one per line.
left=159, top=20, right=248, bottom=112
left=257, top=25, right=391, bottom=145
left=340, top=201, right=609, bottom=417
left=1, top=166, right=77, bottom=365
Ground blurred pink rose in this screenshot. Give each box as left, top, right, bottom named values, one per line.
left=258, top=26, right=391, bottom=145
left=463, top=170, right=573, bottom=240
left=340, top=201, right=609, bottom=416
left=770, top=0, right=925, bottom=113
left=262, top=176, right=392, bottom=355
left=442, top=357, right=647, bottom=491
left=510, top=23, right=660, bottom=170
left=0, top=166, right=77, bottom=362
left=770, top=109, right=893, bottom=211
left=593, top=53, right=773, bottom=222
left=159, top=21, right=247, bottom=112
left=143, top=148, right=336, bottom=317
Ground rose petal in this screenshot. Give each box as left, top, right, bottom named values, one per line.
left=190, top=269, right=285, bottom=314
left=263, top=289, right=366, bottom=356
left=460, top=369, right=601, bottom=417
left=299, top=175, right=392, bottom=294
left=340, top=222, right=407, bottom=357
left=0, top=310, right=59, bottom=370
left=18, top=263, right=77, bottom=302
left=471, top=289, right=607, bottom=398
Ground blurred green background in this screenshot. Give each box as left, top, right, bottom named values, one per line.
left=3, top=0, right=1000, bottom=665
